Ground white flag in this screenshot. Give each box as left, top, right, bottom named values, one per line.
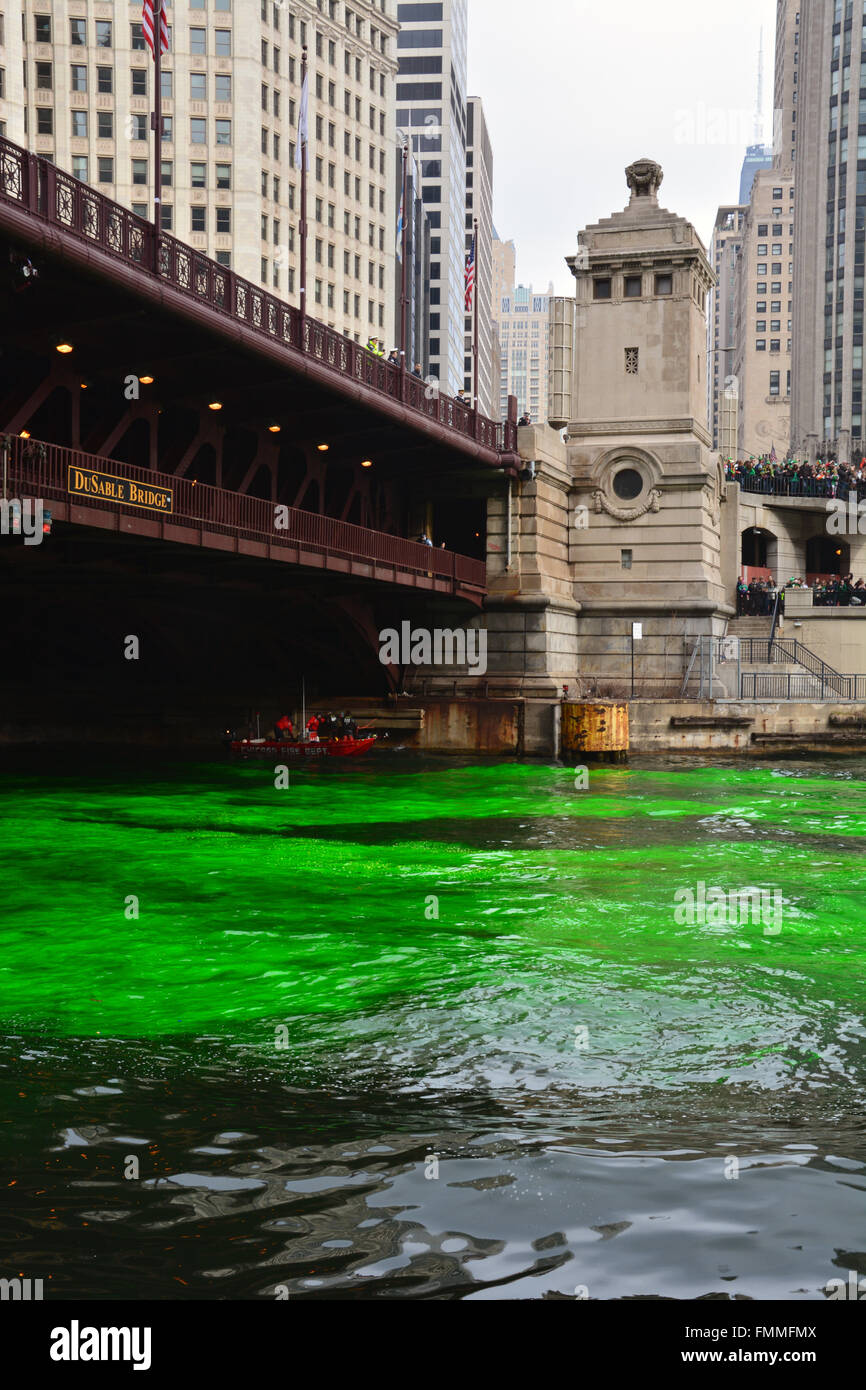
left=294, top=71, right=309, bottom=171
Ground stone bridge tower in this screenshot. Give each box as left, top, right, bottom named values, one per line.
left=562, top=157, right=733, bottom=689
left=426, top=159, right=736, bottom=748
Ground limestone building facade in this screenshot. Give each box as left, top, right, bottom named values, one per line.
left=1, top=0, right=399, bottom=346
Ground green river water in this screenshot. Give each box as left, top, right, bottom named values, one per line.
left=1, top=753, right=864, bottom=1299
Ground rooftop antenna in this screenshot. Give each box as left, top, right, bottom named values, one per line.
left=754, top=26, right=765, bottom=146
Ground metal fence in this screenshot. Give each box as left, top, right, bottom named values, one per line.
left=740, top=672, right=866, bottom=702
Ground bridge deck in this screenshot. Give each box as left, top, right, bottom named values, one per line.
left=0, top=136, right=516, bottom=469
left=5, top=435, right=486, bottom=600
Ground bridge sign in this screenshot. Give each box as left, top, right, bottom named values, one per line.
left=67, top=466, right=173, bottom=514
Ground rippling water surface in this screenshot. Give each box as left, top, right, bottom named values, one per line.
left=1, top=753, right=864, bottom=1299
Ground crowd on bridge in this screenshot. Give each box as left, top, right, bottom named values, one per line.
left=724, top=455, right=866, bottom=500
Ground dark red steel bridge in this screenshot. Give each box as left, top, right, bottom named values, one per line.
left=0, top=135, right=518, bottom=608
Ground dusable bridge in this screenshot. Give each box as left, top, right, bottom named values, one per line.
left=0, top=134, right=519, bottom=606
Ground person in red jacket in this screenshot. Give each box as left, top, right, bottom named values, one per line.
left=275, top=715, right=293, bottom=741
left=306, top=714, right=320, bottom=742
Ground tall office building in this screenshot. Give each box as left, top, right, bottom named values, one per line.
left=731, top=168, right=795, bottom=457
left=772, top=0, right=801, bottom=172
left=0, top=0, right=400, bottom=346
left=493, top=269, right=554, bottom=425
left=394, top=142, right=432, bottom=372
left=464, top=95, right=495, bottom=416
left=395, top=0, right=468, bottom=395
left=739, top=143, right=773, bottom=203
left=790, top=0, right=866, bottom=458
left=707, top=204, right=746, bottom=453
left=492, top=231, right=516, bottom=312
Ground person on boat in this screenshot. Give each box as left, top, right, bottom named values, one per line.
left=342, top=712, right=357, bottom=738
left=275, top=714, right=294, bottom=741
left=307, top=714, right=321, bottom=741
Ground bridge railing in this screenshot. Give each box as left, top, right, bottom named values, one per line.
left=4, top=435, right=486, bottom=594
left=0, top=136, right=516, bottom=457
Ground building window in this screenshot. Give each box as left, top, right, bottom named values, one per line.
left=624, top=275, right=642, bottom=298
left=756, top=339, right=766, bottom=351
left=625, top=347, right=639, bottom=374
left=161, top=160, right=173, bottom=188
left=215, top=30, right=232, bottom=56
left=655, top=273, right=673, bottom=296
left=216, top=208, right=231, bottom=234
left=70, top=19, right=87, bottom=46
left=35, top=62, right=53, bottom=90
left=34, top=14, right=52, bottom=43
left=36, top=108, right=54, bottom=135
left=97, top=112, right=113, bottom=138
left=97, top=156, right=114, bottom=184
left=131, top=68, right=147, bottom=96
left=71, top=65, right=87, bottom=93
left=215, top=164, right=231, bottom=189
left=131, top=22, right=146, bottom=51
left=613, top=468, right=643, bottom=501
left=71, top=111, right=88, bottom=139
left=769, top=371, right=780, bottom=396
left=97, top=67, right=113, bottom=94
left=160, top=205, right=173, bottom=232
left=216, top=252, right=231, bottom=268
left=132, top=160, right=148, bottom=186
left=593, top=277, right=612, bottom=300
left=191, top=119, right=206, bottom=144
left=96, top=20, right=112, bottom=47
left=190, top=27, right=206, bottom=54
left=161, top=70, right=172, bottom=100
left=621, top=550, right=633, bottom=570
left=72, top=155, right=89, bottom=182
left=191, top=72, right=206, bottom=100
left=191, top=163, right=206, bottom=189
left=215, top=74, right=232, bottom=101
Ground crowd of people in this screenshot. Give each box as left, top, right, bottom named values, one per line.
left=725, top=455, right=866, bottom=500
left=736, top=577, right=784, bottom=616
left=263, top=712, right=361, bottom=742
left=365, top=339, right=477, bottom=405
left=736, top=574, right=866, bottom=613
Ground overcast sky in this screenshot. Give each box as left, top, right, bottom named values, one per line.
left=467, top=0, right=778, bottom=295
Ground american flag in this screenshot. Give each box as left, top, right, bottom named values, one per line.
left=142, top=0, right=169, bottom=58
left=464, top=232, right=476, bottom=311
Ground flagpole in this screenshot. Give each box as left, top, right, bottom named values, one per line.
left=152, top=0, right=162, bottom=263
left=299, top=44, right=308, bottom=337
left=400, top=143, right=408, bottom=370
left=472, top=217, right=479, bottom=412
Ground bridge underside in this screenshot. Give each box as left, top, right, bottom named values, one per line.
left=0, top=221, right=498, bottom=559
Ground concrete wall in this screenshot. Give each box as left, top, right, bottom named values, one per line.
left=628, top=699, right=866, bottom=753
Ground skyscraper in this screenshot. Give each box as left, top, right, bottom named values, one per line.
left=790, top=0, right=866, bottom=458
left=395, top=0, right=468, bottom=395
left=464, top=96, right=495, bottom=416
left=493, top=268, right=554, bottom=425
left=1, top=1, right=400, bottom=347
left=707, top=205, right=746, bottom=453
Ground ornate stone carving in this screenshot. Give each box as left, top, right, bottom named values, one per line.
left=593, top=487, right=662, bottom=523
left=704, top=480, right=721, bottom=528
left=626, top=158, right=663, bottom=201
